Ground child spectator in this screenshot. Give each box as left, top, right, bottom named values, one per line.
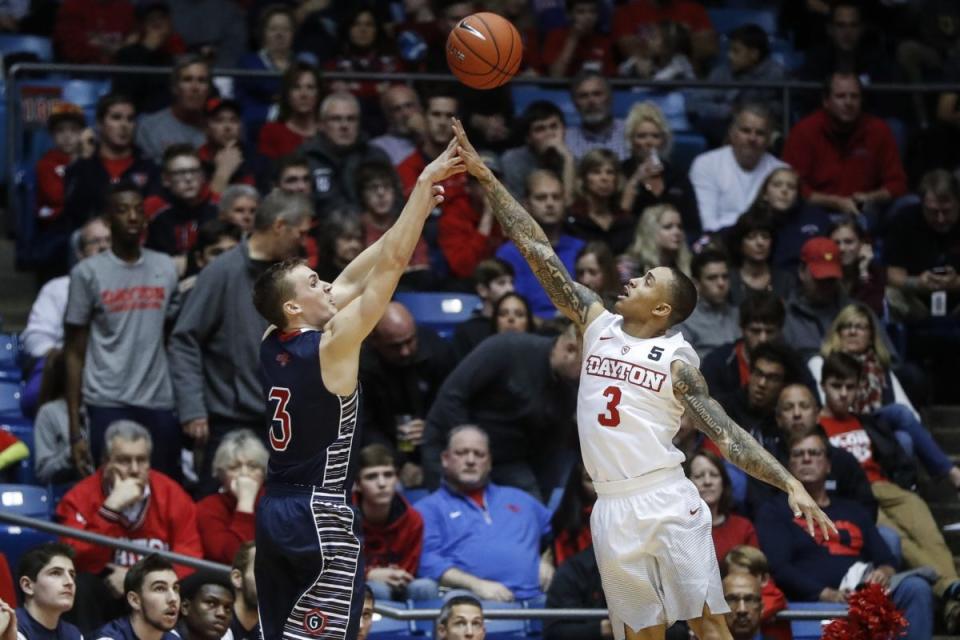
left=196, top=430, right=267, bottom=564
left=618, top=20, right=695, bottom=81
left=540, top=0, right=615, bottom=78
left=451, top=258, right=515, bottom=359
left=256, top=62, right=321, bottom=161
left=36, top=104, right=85, bottom=225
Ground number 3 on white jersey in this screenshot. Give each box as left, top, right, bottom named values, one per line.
left=268, top=386, right=293, bottom=451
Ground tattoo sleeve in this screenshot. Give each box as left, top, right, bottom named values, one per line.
left=480, top=175, right=600, bottom=326
left=673, top=361, right=796, bottom=493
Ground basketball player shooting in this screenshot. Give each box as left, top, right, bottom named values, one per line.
left=250, top=138, right=464, bottom=640
left=452, top=119, right=836, bottom=640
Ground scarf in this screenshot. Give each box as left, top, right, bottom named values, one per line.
left=853, top=349, right=886, bottom=414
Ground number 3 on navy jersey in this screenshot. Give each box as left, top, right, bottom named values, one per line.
left=268, top=386, right=293, bottom=451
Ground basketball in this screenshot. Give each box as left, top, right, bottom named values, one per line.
left=446, top=12, right=523, bottom=90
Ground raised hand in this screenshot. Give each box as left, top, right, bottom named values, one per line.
left=421, top=136, right=465, bottom=184
left=451, top=118, right=492, bottom=181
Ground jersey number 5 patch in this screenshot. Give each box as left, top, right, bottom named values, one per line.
left=598, top=385, right=622, bottom=427
left=268, top=386, right=293, bottom=451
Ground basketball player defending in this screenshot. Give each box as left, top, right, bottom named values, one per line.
left=250, top=139, right=464, bottom=640
left=452, top=120, right=835, bottom=640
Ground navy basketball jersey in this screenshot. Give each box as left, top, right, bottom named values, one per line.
left=259, top=329, right=362, bottom=490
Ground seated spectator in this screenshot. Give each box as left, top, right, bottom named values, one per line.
left=725, top=210, right=795, bottom=307
left=618, top=204, right=692, bottom=282
left=678, top=250, right=738, bottom=360
left=501, top=101, right=575, bottom=202
left=15, top=543, right=82, bottom=639
left=65, top=183, right=181, bottom=477
left=93, top=554, right=181, bottom=640
left=687, top=450, right=757, bottom=564
left=314, top=212, right=363, bottom=281
left=57, top=421, right=200, bottom=631
left=36, top=103, right=86, bottom=226
left=235, top=5, right=294, bottom=136
left=720, top=571, right=772, bottom=640
left=273, top=154, right=313, bottom=196
left=436, top=595, right=486, bottom=640
left=355, top=444, right=436, bottom=601
left=436, top=150, right=505, bottom=280
left=497, top=170, right=584, bottom=318
left=451, top=258, right=515, bottom=359
left=782, top=237, right=849, bottom=359
left=61, top=94, right=159, bottom=277
left=818, top=353, right=960, bottom=629
left=541, top=1, right=615, bottom=78
left=828, top=217, right=885, bottom=316
left=358, top=587, right=374, bottom=640
left=176, top=572, right=234, bottom=640
left=701, top=292, right=786, bottom=398
left=54, top=0, right=135, bottom=64
left=563, top=73, right=627, bottom=161
left=301, top=91, right=391, bottom=212
left=396, top=88, right=463, bottom=192
left=167, top=0, right=246, bottom=67
left=229, top=543, right=259, bottom=640
left=620, top=101, right=700, bottom=240
left=783, top=72, right=907, bottom=220
left=612, top=0, right=717, bottom=74
left=458, top=84, right=519, bottom=155
left=178, top=219, right=243, bottom=298
left=617, top=20, right=695, bottom=81
left=689, top=103, right=786, bottom=233
left=324, top=6, right=404, bottom=123
left=424, top=328, right=580, bottom=499
left=256, top=63, right=321, bottom=161
left=574, top=242, right=621, bottom=309
left=360, top=302, right=455, bottom=486
left=196, top=430, right=266, bottom=564
left=544, top=545, right=609, bottom=640
left=566, top=149, right=634, bottom=255
left=417, top=426, right=552, bottom=602
left=743, top=167, right=831, bottom=272
left=799, top=2, right=895, bottom=89
left=723, top=545, right=790, bottom=640
left=688, top=24, right=785, bottom=146
left=145, top=144, right=218, bottom=275
left=371, top=84, right=425, bottom=167
left=809, top=307, right=960, bottom=488
left=492, top=292, right=534, bottom=336
left=113, top=3, right=187, bottom=115
left=34, top=350, right=80, bottom=485
left=550, top=463, right=596, bottom=568
left=217, top=184, right=258, bottom=234
left=199, top=98, right=270, bottom=197
left=136, top=56, right=210, bottom=164
left=755, top=428, right=934, bottom=639
left=21, top=216, right=111, bottom=360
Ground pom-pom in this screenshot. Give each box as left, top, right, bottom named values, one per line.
left=822, top=583, right=908, bottom=640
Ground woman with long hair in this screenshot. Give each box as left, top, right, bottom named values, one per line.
left=686, top=449, right=758, bottom=563
left=315, top=212, right=364, bottom=283
left=809, top=303, right=960, bottom=491
left=618, top=203, right=692, bottom=281
left=726, top=209, right=795, bottom=306
left=575, top=241, right=621, bottom=307
left=566, top=149, right=635, bottom=254
left=491, top=291, right=535, bottom=335
left=620, top=101, right=700, bottom=240
left=829, top=216, right=886, bottom=316
left=256, top=62, right=321, bottom=160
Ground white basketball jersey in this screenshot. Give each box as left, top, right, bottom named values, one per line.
left=577, top=310, right=700, bottom=483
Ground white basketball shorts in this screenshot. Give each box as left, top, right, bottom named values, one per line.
left=591, top=466, right=729, bottom=638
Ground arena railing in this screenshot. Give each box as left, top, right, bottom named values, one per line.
left=0, top=509, right=846, bottom=623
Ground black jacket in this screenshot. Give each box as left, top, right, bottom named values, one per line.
left=62, top=150, right=160, bottom=229
left=545, top=546, right=607, bottom=640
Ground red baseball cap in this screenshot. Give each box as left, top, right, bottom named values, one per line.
left=800, top=237, right=842, bottom=279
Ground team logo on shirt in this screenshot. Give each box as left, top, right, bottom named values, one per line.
left=276, top=352, right=291, bottom=367
left=585, top=355, right=666, bottom=391
left=303, top=609, right=327, bottom=636
left=621, top=346, right=631, bottom=355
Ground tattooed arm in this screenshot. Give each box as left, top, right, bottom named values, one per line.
left=452, top=118, right=604, bottom=330
left=671, top=359, right=837, bottom=539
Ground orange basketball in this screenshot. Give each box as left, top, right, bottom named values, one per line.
left=446, top=12, right=523, bottom=90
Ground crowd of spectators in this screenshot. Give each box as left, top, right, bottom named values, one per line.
left=3, top=0, right=960, bottom=637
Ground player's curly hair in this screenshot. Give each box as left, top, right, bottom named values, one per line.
left=253, top=257, right=306, bottom=329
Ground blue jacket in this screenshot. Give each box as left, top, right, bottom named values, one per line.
left=497, top=235, right=585, bottom=318
left=15, top=607, right=83, bottom=639
left=92, top=617, right=179, bottom=640
left=417, top=482, right=551, bottom=600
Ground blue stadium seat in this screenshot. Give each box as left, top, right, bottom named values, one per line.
left=670, top=132, right=708, bottom=175
left=0, top=525, right=57, bottom=576
left=0, top=484, right=51, bottom=518
left=0, top=380, right=24, bottom=419
left=369, top=600, right=414, bottom=638
left=392, top=293, right=482, bottom=340
left=0, top=333, right=20, bottom=371
left=2, top=418, right=38, bottom=484
left=787, top=602, right=847, bottom=640
left=612, top=90, right=690, bottom=133
left=0, top=35, right=54, bottom=62
left=707, top=8, right=778, bottom=36
left=510, top=84, right=580, bottom=127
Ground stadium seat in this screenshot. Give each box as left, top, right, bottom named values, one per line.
left=612, top=90, right=690, bottom=133
left=0, top=333, right=20, bottom=371
left=707, top=8, right=778, bottom=36
left=510, top=84, right=581, bottom=127
left=0, top=525, right=57, bottom=577
left=369, top=600, right=414, bottom=638
left=787, top=602, right=847, bottom=640
left=0, top=35, right=54, bottom=63
left=0, top=484, right=51, bottom=518
left=670, top=132, right=708, bottom=175
left=1, top=418, right=38, bottom=484
left=392, top=292, right=482, bottom=340
left=0, top=380, right=24, bottom=419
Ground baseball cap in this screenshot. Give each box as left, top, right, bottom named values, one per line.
left=47, top=102, right=85, bottom=131
left=800, top=237, right=842, bottom=280
left=204, top=97, right=242, bottom=118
